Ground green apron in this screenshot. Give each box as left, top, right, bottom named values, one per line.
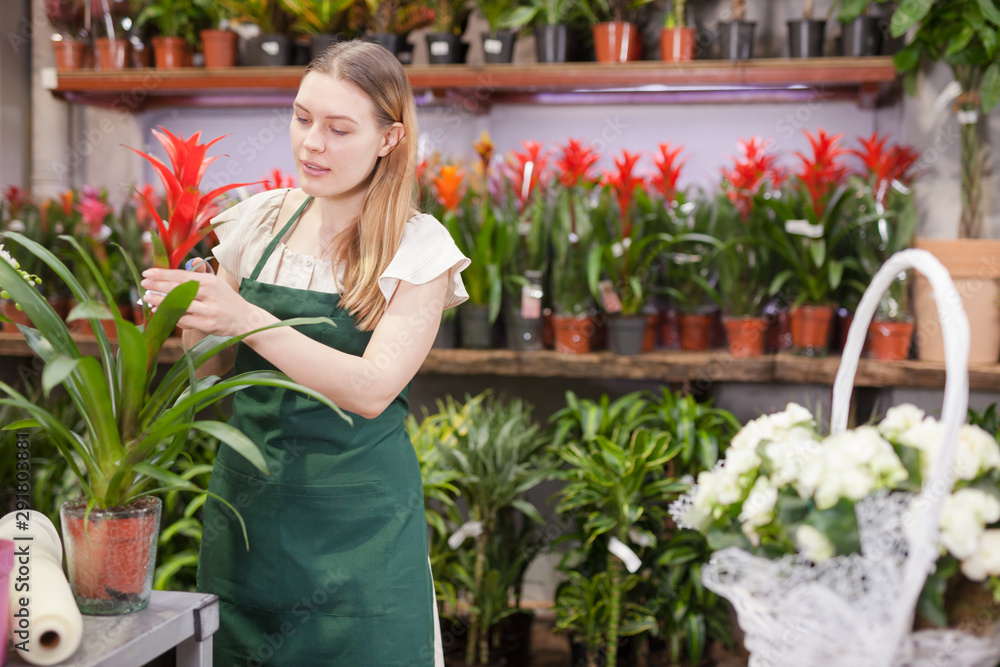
left=196, top=197, right=436, bottom=666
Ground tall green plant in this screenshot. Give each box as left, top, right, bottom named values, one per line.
left=0, top=231, right=349, bottom=536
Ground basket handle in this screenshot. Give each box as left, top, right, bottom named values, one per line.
left=830, top=248, right=970, bottom=651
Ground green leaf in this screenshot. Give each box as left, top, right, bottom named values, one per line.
left=891, top=0, right=933, bottom=37
left=978, top=0, right=1000, bottom=26
left=983, top=62, right=1000, bottom=112
left=894, top=43, right=921, bottom=73
left=41, top=356, right=81, bottom=397
left=188, top=420, right=269, bottom=475
left=838, top=0, right=871, bottom=23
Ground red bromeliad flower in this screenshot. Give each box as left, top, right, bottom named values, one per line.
left=432, top=165, right=466, bottom=212
left=602, top=150, right=646, bottom=236
left=555, top=138, right=599, bottom=188
left=2, top=186, right=29, bottom=218
left=651, top=143, right=686, bottom=202
left=507, top=140, right=549, bottom=211
left=75, top=187, right=113, bottom=237
left=722, top=138, right=784, bottom=220
left=260, top=168, right=297, bottom=191
left=131, top=184, right=160, bottom=231
left=794, top=129, right=849, bottom=218
left=127, top=127, right=260, bottom=269
left=850, top=132, right=920, bottom=205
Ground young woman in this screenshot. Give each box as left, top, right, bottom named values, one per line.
left=139, top=40, right=469, bottom=665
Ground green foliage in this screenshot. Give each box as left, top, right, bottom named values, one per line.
left=712, top=192, right=774, bottom=317
left=516, top=0, right=581, bottom=27
left=646, top=387, right=740, bottom=479
left=280, top=0, right=355, bottom=35
left=549, top=184, right=597, bottom=315
left=442, top=201, right=510, bottom=324
left=576, top=0, right=655, bottom=25
left=473, top=0, right=536, bottom=32
left=651, top=195, right=722, bottom=315
left=216, top=0, right=291, bottom=34
left=132, top=0, right=213, bottom=47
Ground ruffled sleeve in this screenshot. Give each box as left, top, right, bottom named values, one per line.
left=378, top=213, right=470, bottom=310
left=209, top=189, right=287, bottom=281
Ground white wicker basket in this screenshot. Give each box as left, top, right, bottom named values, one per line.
left=701, top=249, right=1000, bottom=667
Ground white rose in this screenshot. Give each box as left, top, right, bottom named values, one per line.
left=731, top=417, right=773, bottom=451
left=765, top=437, right=821, bottom=487
left=770, top=403, right=814, bottom=431
left=961, top=529, right=1000, bottom=581
left=954, top=425, right=1000, bottom=480
left=939, top=489, right=1000, bottom=560
left=739, top=476, right=777, bottom=529
left=714, top=469, right=745, bottom=506
left=796, top=524, right=835, bottom=562
left=879, top=404, right=926, bottom=441
left=726, top=445, right=762, bottom=476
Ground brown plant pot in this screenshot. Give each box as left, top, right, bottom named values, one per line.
left=643, top=313, right=658, bottom=351
left=790, top=304, right=835, bottom=357
left=2, top=300, right=32, bottom=333
left=201, top=29, right=237, bottom=68
left=868, top=319, right=914, bottom=361
left=659, top=309, right=679, bottom=349
left=53, top=39, right=87, bottom=70
left=660, top=26, right=695, bottom=61
left=542, top=308, right=555, bottom=348
left=593, top=22, right=642, bottom=63
left=913, top=238, right=1000, bottom=364
left=60, top=496, right=162, bottom=615
left=552, top=313, right=592, bottom=354
left=153, top=36, right=187, bottom=69
left=678, top=313, right=714, bottom=350
left=95, top=38, right=130, bottom=70
left=724, top=316, right=768, bottom=357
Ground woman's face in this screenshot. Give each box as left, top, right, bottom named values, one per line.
left=290, top=72, right=400, bottom=200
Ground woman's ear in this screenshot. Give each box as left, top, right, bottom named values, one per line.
left=378, top=122, right=405, bottom=157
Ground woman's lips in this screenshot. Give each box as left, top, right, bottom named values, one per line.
left=301, top=161, right=330, bottom=177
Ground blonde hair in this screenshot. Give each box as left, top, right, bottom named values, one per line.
left=304, top=40, right=418, bottom=331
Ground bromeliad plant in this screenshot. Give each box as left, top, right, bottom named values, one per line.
left=0, top=230, right=350, bottom=524
left=549, top=138, right=600, bottom=316
left=499, top=140, right=550, bottom=306
left=127, top=127, right=258, bottom=271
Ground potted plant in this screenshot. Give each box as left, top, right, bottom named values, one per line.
left=46, top=0, right=89, bottom=70
left=578, top=0, right=653, bottom=63
left=424, top=0, right=472, bottom=64
left=846, top=132, right=920, bottom=361
left=472, top=0, right=533, bottom=63
left=219, top=0, right=293, bottom=65
left=361, top=0, right=434, bottom=63
left=0, top=228, right=346, bottom=614
left=132, top=0, right=210, bottom=68
left=517, top=0, right=578, bottom=63
left=833, top=0, right=879, bottom=57
left=787, top=0, right=826, bottom=58
left=435, top=392, right=553, bottom=667
left=661, top=0, right=694, bottom=61
left=764, top=128, right=856, bottom=357
left=281, top=0, right=355, bottom=59
left=91, top=0, right=134, bottom=69
left=498, top=140, right=550, bottom=351
left=197, top=0, right=239, bottom=67
left=549, top=139, right=600, bottom=353
left=866, top=0, right=1000, bottom=363
left=717, top=0, right=755, bottom=60
left=551, top=390, right=686, bottom=667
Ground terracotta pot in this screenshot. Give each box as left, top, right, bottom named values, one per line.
left=592, top=22, right=642, bottom=63
left=552, top=313, right=592, bottom=354
left=660, top=27, right=695, bottom=61
left=95, top=38, right=129, bottom=70
left=913, top=238, right=1000, bottom=364
left=868, top=319, right=914, bottom=361
left=678, top=313, right=714, bottom=350
left=153, top=36, right=187, bottom=68
left=2, top=300, right=32, bottom=333
left=659, top=309, right=679, bottom=349
left=643, top=314, right=658, bottom=351
left=52, top=38, right=87, bottom=70
left=60, top=496, right=162, bottom=615
left=790, top=304, right=835, bottom=357
left=724, top=316, right=768, bottom=357
left=200, top=29, right=237, bottom=68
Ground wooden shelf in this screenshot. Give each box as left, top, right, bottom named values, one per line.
left=4, top=333, right=997, bottom=391
left=46, top=57, right=898, bottom=110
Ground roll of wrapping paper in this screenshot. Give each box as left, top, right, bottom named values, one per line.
left=0, top=510, right=83, bottom=665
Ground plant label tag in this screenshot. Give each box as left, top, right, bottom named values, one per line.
left=484, top=38, right=503, bottom=54
left=609, top=537, right=641, bottom=573
left=598, top=280, right=622, bottom=314
left=447, top=520, right=483, bottom=549
left=430, top=41, right=450, bottom=57
left=785, top=219, right=823, bottom=238
left=957, top=109, right=979, bottom=125
left=521, top=284, right=542, bottom=319
left=261, top=41, right=280, bottom=56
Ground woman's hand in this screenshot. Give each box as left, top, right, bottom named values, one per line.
left=139, top=261, right=273, bottom=338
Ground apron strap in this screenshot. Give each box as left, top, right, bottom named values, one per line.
left=250, top=195, right=314, bottom=281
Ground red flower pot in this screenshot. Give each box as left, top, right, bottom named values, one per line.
left=678, top=313, right=714, bottom=350
left=867, top=319, right=914, bottom=361
left=790, top=304, right=835, bottom=357
left=724, top=316, right=768, bottom=357
left=660, top=27, right=695, bottom=61
left=593, top=22, right=642, bottom=62
left=552, top=313, right=592, bottom=354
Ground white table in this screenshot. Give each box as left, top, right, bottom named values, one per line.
left=6, top=591, right=219, bottom=667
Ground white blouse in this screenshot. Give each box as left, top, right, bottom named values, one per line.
left=209, top=188, right=470, bottom=311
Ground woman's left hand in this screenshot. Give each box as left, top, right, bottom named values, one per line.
left=140, top=268, right=272, bottom=338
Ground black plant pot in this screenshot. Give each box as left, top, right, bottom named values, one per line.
left=433, top=315, right=457, bottom=349
left=426, top=32, right=463, bottom=64
left=787, top=19, right=826, bottom=58
left=493, top=610, right=533, bottom=665
left=292, top=39, right=311, bottom=66
left=534, top=24, right=569, bottom=63
left=367, top=32, right=400, bottom=53
left=482, top=30, right=516, bottom=63
left=841, top=16, right=880, bottom=56
left=717, top=20, right=756, bottom=60
left=568, top=634, right=640, bottom=667
left=309, top=33, right=340, bottom=60
left=459, top=305, right=492, bottom=349
left=607, top=315, right=646, bottom=356
left=505, top=309, right=543, bottom=351
left=396, top=40, right=414, bottom=64
left=247, top=34, right=291, bottom=66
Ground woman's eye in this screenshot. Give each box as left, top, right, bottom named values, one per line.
left=295, top=116, right=310, bottom=125
left=330, top=128, right=348, bottom=136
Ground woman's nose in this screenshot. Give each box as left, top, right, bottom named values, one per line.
left=303, top=126, right=324, bottom=152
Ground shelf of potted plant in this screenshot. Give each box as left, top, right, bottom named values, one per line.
left=46, top=56, right=899, bottom=109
